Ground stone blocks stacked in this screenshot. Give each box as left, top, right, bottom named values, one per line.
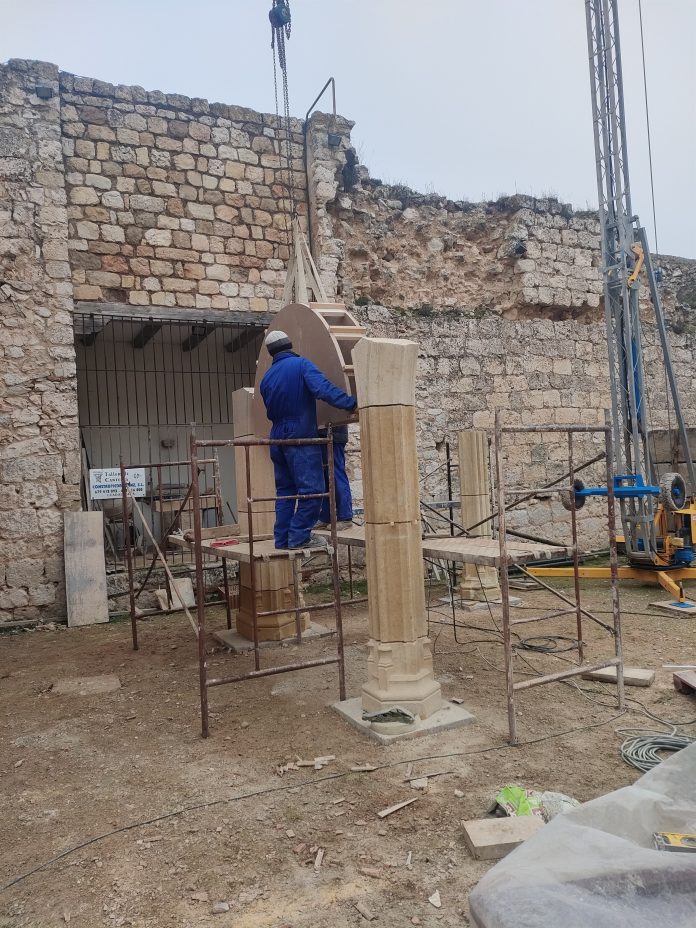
left=59, top=73, right=352, bottom=312
left=0, top=60, right=81, bottom=624
left=353, top=337, right=442, bottom=720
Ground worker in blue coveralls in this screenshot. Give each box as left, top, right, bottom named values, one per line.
left=316, top=424, right=353, bottom=530
left=259, top=330, right=357, bottom=550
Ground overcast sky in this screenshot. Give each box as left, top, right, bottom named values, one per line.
left=3, top=0, right=694, bottom=257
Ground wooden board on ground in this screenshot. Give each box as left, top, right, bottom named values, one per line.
left=582, top=666, right=654, bottom=687
left=462, top=816, right=545, bottom=860
left=64, top=511, right=109, bottom=627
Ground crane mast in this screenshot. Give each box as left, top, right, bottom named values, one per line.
left=584, top=0, right=696, bottom=568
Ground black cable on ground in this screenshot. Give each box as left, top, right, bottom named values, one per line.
left=515, top=635, right=579, bottom=654
left=1, top=712, right=625, bottom=893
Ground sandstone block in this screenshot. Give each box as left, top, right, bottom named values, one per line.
left=364, top=521, right=426, bottom=642
left=352, top=338, right=418, bottom=408
left=359, top=405, right=420, bottom=523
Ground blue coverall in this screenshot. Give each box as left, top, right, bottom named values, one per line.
left=318, top=425, right=352, bottom=524
left=259, top=351, right=356, bottom=548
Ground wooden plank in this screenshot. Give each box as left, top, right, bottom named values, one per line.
left=376, top=797, right=419, bottom=819
left=462, top=816, right=545, bottom=860
left=75, top=301, right=272, bottom=328
left=64, top=511, right=109, bottom=627
left=582, top=666, right=654, bottom=687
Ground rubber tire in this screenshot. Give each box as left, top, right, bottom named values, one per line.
left=560, top=477, right=586, bottom=512
left=659, top=471, right=687, bottom=512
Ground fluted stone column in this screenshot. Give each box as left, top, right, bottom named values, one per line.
left=352, top=338, right=442, bottom=719
left=458, top=430, right=502, bottom=603
left=232, top=388, right=308, bottom=641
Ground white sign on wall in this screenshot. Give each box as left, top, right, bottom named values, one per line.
left=89, top=467, right=146, bottom=500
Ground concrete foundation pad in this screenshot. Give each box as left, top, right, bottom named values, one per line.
left=333, top=697, right=475, bottom=744
left=52, top=674, right=121, bottom=696
left=582, top=665, right=655, bottom=687
left=212, top=623, right=333, bottom=653
left=650, top=600, right=696, bottom=615
left=437, top=596, right=523, bottom=611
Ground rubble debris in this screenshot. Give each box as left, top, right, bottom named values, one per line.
left=377, top=797, right=419, bottom=819
left=355, top=901, right=377, bottom=921
left=428, top=890, right=442, bottom=909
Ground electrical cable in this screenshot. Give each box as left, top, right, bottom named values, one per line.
left=619, top=731, right=693, bottom=772
left=0, top=711, right=626, bottom=894
left=515, top=635, right=579, bottom=654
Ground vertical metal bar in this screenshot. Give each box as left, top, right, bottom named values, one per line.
left=639, top=227, right=696, bottom=491
left=494, top=411, right=517, bottom=745
left=213, top=452, right=233, bottom=630
left=120, top=457, right=138, bottom=651
left=347, top=544, right=354, bottom=601
left=605, top=425, right=625, bottom=710
left=245, top=444, right=260, bottom=672
left=327, top=429, right=346, bottom=701
left=567, top=432, right=584, bottom=663
left=445, top=439, right=457, bottom=601
left=292, top=555, right=302, bottom=645
left=190, top=427, right=209, bottom=738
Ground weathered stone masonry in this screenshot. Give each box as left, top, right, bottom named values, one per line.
left=0, top=61, right=80, bottom=623
left=1, top=57, right=696, bottom=624
left=0, top=58, right=353, bottom=625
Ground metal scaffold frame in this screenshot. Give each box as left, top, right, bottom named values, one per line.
left=493, top=413, right=625, bottom=744
left=189, top=430, right=346, bottom=738
left=119, top=455, right=232, bottom=651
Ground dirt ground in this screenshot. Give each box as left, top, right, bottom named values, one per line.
left=1, top=575, right=695, bottom=928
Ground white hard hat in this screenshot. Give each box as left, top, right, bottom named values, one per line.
left=265, top=330, right=292, bottom=355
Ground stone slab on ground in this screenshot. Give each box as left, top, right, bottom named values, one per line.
left=462, top=815, right=545, bottom=860
left=52, top=674, right=121, bottom=696
left=212, top=623, right=332, bottom=653
left=333, top=697, right=475, bottom=744
left=451, top=595, right=523, bottom=611
left=582, top=665, right=655, bottom=687
left=154, top=578, right=195, bottom=612
left=673, top=670, right=696, bottom=695
left=650, top=599, right=696, bottom=615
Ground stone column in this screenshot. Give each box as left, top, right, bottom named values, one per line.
left=458, top=430, right=502, bottom=603
left=232, top=388, right=309, bottom=641
left=352, top=338, right=442, bottom=719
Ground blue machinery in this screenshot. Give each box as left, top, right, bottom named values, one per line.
left=530, top=1, right=696, bottom=603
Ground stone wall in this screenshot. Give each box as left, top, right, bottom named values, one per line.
left=334, top=176, right=696, bottom=547
left=60, top=73, right=352, bottom=311
left=2, top=57, right=696, bottom=624
left=0, top=60, right=80, bottom=624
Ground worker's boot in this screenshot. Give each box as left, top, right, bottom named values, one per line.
left=288, top=533, right=328, bottom=551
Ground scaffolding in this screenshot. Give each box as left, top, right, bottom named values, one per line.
left=493, top=414, right=625, bottom=744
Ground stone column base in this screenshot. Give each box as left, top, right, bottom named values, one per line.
left=236, top=561, right=309, bottom=641
left=459, top=564, right=501, bottom=602
left=361, top=638, right=443, bottom=720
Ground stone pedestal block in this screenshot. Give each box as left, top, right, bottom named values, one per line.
left=232, top=386, right=308, bottom=642
left=236, top=583, right=310, bottom=641
left=458, top=429, right=501, bottom=602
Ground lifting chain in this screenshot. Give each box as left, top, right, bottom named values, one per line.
left=270, top=0, right=296, bottom=223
